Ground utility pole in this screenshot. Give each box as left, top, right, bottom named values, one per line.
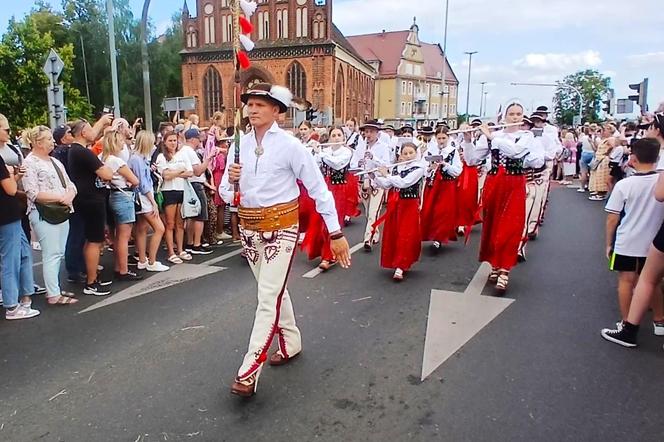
left=141, top=0, right=153, bottom=130
left=106, top=0, right=121, bottom=117
left=439, top=0, right=450, bottom=123
left=79, top=33, right=91, bottom=104
left=483, top=91, right=488, bottom=117
left=510, top=82, right=584, bottom=126
left=464, top=51, right=477, bottom=121
left=479, top=81, right=486, bottom=117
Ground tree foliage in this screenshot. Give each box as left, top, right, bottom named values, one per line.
left=0, top=0, right=184, bottom=130
left=554, top=69, right=610, bottom=125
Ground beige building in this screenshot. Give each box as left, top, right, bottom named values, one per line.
left=347, top=19, right=459, bottom=129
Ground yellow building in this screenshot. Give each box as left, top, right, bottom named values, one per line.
left=347, top=19, right=459, bottom=129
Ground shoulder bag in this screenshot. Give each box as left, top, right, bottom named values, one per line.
left=35, top=159, right=71, bottom=225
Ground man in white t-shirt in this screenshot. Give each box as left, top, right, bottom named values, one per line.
left=601, top=138, right=664, bottom=346
left=180, top=128, right=213, bottom=255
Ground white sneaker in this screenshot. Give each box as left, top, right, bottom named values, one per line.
left=137, top=260, right=149, bottom=270
left=654, top=322, right=664, bottom=336
left=146, top=261, right=169, bottom=272
left=6, top=305, right=40, bottom=320
left=433, top=241, right=441, bottom=249
left=218, top=232, right=233, bottom=240
left=577, top=188, right=586, bottom=193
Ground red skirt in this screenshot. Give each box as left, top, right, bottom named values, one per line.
left=380, top=191, right=421, bottom=271
left=345, top=173, right=361, bottom=218
left=420, top=174, right=458, bottom=243
left=457, top=164, right=480, bottom=228
left=479, top=167, right=526, bottom=270
left=298, top=181, right=315, bottom=233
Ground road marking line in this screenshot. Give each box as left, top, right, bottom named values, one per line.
left=202, top=247, right=244, bottom=265
left=302, top=242, right=365, bottom=278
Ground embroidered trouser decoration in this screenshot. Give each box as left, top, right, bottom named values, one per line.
left=537, top=164, right=553, bottom=225
left=362, top=188, right=385, bottom=243
left=237, top=225, right=302, bottom=381
left=520, top=178, right=542, bottom=254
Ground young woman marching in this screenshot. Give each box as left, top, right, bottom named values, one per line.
left=302, top=126, right=355, bottom=270
left=373, top=142, right=425, bottom=281
left=420, top=126, right=463, bottom=250
left=296, top=121, right=318, bottom=243
left=457, top=125, right=482, bottom=237
left=464, top=102, right=544, bottom=294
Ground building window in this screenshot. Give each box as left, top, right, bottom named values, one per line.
left=431, top=103, right=437, bottom=115
left=450, top=104, right=456, bottom=115
left=221, top=15, right=229, bottom=42
left=258, top=11, right=270, bottom=40
left=407, top=102, right=412, bottom=115
left=407, top=82, right=413, bottom=95
left=226, top=16, right=232, bottom=42
left=450, top=86, right=456, bottom=98
left=335, top=67, right=344, bottom=119
left=286, top=61, right=307, bottom=119
left=443, top=104, right=448, bottom=115
left=444, top=84, right=449, bottom=93
left=186, top=26, right=197, bottom=48
left=277, top=9, right=288, bottom=39
left=400, top=102, right=406, bottom=115
left=313, top=13, right=325, bottom=39
left=203, top=3, right=215, bottom=44
left=203, top=66, right=222, bottom=121
left=296, top=8, right=308, bottom=37
left=401, top=81, right=407, bottom=95
left=221, top=0, right=228, bottom=7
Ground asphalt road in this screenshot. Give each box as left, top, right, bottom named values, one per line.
left=1, top=184, right=663, bottom=442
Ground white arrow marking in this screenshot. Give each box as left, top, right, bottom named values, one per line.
left=79, top=263, right=226, bottom=314
left=302, top=242, right=366, bottom=278
left=421, top=263, right=515, bottom=381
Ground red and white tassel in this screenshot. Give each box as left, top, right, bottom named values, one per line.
left=239, top=0, right=257, bottom=18
left=237, top=51, right=251, bottom=69
left=239, top=34, right=255, bottom=52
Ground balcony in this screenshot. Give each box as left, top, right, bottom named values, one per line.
left=415, top=92, right=428, bottom=102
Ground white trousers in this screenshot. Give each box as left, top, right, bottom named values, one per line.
left=237, top=225, right=302, bottom=381
left=361, top=188, right=385, bottom=243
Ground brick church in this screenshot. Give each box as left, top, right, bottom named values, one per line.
left=180, top=0, right=375, bottom=126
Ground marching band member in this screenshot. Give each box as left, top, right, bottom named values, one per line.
left=222, top=83, right=351, bottom=397
left=420, top=126, right=463, bottom=249
left=354, top=120, right=392, bottom=251
left=302, top=126, right=356, bottom=270
left=296, top=121, right=318, bottom=243
left=373, top=142, right=425, bottom=281
left=456, top=121, right=483, bottom=236
left=382, top=125, right=400, bottom=162
left=532, top=106, right=562, bottom=230
left=464, top=101, right=544, bottom=294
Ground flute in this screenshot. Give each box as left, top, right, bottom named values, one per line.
left=447, top=122, right=523, bottom=135
left=354, top=158, right=422, bottom=176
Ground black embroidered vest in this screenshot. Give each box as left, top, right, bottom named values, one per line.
left=488, top=140, right=524, bottom=175
left=322, top=163, right=349, bottom=185
left=393, top=166, right=422, bottom=199
left=439, top=150, right=458, bottom=181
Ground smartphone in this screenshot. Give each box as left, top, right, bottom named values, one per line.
left=102, top=105, right=115, bottom=115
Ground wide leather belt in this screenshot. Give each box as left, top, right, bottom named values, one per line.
left=239, top=199, right=299, bottom=232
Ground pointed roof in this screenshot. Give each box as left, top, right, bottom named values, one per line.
left=182, top=0, right=189, bottom=17
left=347, top=30, right=457, bottom=82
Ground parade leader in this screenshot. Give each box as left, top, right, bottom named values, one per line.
left=221, top=83, right=351, bottom=397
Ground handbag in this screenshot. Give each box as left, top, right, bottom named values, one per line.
left=133, top=188, right=143, bottom=212
left=181, top=181, right=201, bottom=219
left=35, top=159, right=71, bottom=225
left=588, top=157, right=601, bottom=171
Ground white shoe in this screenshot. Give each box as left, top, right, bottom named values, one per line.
left=137, top=260, right=149, bottom=270
left=31, top=241, right=41, bottom=251
left=146, top=261, right=169, bottom=272
left=217, top=232, right=233, bottom=240
left=298, top=233, right=305, bottom=245
left=167, top=254, right=183, bottom=264
left=6, top=305, right=40, bottom=320
left=393, top=268, right=404, bottom=281
left=433, top=241, right=441, bottom=249
left=654, top=321, right=664, bottom=336
left=577, top=188, right=586, bottom=193
left=179, top=251, right=193, bottom=261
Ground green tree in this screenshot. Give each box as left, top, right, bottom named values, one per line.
left=554, top=69, right=610, bottom=125
left=0, top=11, right=91, bottom=129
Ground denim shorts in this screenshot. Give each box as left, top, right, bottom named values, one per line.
left=580, top=151, right=594, bottom=170
left=109, top=190, right=136, bottom=224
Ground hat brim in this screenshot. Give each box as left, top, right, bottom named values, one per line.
left=241, top=91, right=288, bottom=114
left=360, top=124, right=382, bottom=130
left=637, top=122, right=652, bottom=130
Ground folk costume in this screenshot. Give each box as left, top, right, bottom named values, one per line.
left=456, top=142, right=482, bottom=234
left=302, top=144, right=354, bottom=267
left=354, top=121, right=392, bottom=249
left=373, top=163, right=426, bottom=280
left=420, top=139, right=463, bottom=246
left=222, top=84, right=341, bottom=395
left=465, top=124, right=543, bottom=292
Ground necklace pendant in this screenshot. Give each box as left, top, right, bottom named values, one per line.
left=255, top=145, right=264, bottom=157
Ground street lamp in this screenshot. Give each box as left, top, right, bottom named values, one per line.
left=106, top=0, right=121, bottom=117
left=439, top=0, right=450, bottom=122
left=479, top=81, right=486, bottom=117
left=141, top=0, right=153, bottom=130
left=483, top=91, right=488, bottom=117
left=510, top=81, right=584, bottom=126
left=464, top=51, right=477, bottom=122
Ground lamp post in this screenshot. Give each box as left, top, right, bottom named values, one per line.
left=510, top=81, right=584, bottom=125
left=464, top=51, right=477, bottom=122
left=140, top=0, right=153, bottom=130
left=439, top=0, right=450, bottom=123
left=483, top=91, right=488, bottom=117
left=479, top=81, right=486, bottom=117
left=106, top=0, right=120, bottom=117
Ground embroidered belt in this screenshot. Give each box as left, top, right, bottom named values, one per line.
left=524, top=167, right=545, bottom=182
left=239, top=199, right=299, bottom=232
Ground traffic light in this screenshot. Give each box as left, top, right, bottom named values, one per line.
left=628, top=78, right=649, bottom=112
left=306, top=108, right=318, bottom=122
left=602, top=99, right=611, bottom=115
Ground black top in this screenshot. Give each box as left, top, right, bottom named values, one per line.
left=51, top=144, right=71, bottom=175
left=67, top=143, right=106, bottom=204
left=0, top=156, right=22, bottom=226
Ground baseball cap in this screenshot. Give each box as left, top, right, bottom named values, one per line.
left=53, top=124, right=71, bottom=145
left=184, top=128, right=201, bottom=140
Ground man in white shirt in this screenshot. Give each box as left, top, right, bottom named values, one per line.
left=356, top=120, right=392, bottom=250
left=180, top=128, right=213, bottom=255
left=223, top=83, right=350, bottom=397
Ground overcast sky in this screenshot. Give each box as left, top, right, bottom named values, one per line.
left=3, top=0, right=663, bottom=117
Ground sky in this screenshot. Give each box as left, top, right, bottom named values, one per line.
left=3, top=0, right=664, bottom=118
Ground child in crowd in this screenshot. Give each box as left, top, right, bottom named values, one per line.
left=603, top=138, right=664, bottom=341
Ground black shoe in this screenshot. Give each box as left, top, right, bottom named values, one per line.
left=33, top=285, right=47, bottom=296
left=67, top=273, right=87, bottom=284
left=185, top=244, right=195, bottom=253
left=363, top=242, right=372, bottom=252
left=95, top=277, right=113, bottom=287
left=83, top=282, right=111, bottom=296
left=517, top=252, right=526, bottom=263
left=114, top=271, right=143, bottom=282
left=601, top=322, right=639, bottom=347
left=190, top=245, right=213, bottom=255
